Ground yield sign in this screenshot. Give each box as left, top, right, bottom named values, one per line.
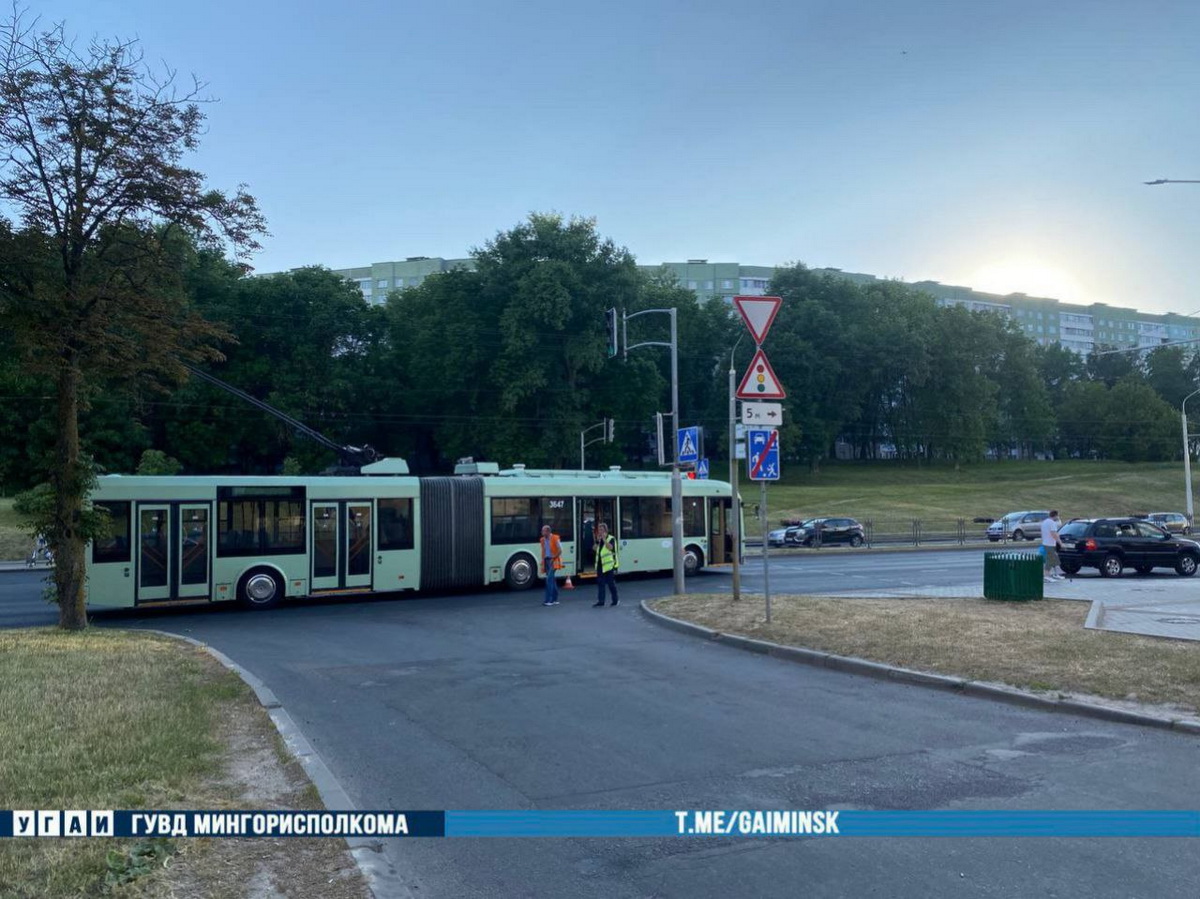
left=733, top=295, right=782, bottom=345
left=737, top=348, right=786, bottom=400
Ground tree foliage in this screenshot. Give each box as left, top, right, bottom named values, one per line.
left=0, top=12, right=263, bottom=628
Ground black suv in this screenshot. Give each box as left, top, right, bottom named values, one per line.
left=1057, top=517, right=1200, bottom=577
left=784, top=517, right=866, bottom=547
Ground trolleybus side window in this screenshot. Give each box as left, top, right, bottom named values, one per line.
left=491, top=497, right=575, bottom=544
left=683, top=497, right=705, bottom=537
left=541, top=498, right=573, bottom=541
left=378, top=498, right=414, bottom=550
left=216, top=486, right=306, bottom=556
left=624, top=497, right=672, bottom=539
left=92, top=501, right=131, bottom=563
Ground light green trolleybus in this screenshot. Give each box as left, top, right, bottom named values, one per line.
left=84, top=459, right=742, bottom=610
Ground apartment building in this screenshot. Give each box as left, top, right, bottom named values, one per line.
left=273, top=256, right=1198, bottom=356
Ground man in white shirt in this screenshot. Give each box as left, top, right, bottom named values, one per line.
left=1041, top=511, right=1063, bottom=580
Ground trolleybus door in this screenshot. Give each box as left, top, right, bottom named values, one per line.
left=136, top=502, right=212, bottom=603
left=311, top=501, right=374, bottom=592
left=577, top=497, right=617, bottom=576
left=177, top=504, right=212, bottom=598
left=709, top=497, right=733, bottom=565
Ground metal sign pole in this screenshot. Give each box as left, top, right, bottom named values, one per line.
left=730, top=353, right=741, bottom=601
left=761, top=479, right=770, bottom=623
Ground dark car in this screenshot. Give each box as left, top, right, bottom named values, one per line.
left=784, top=517, right=865, bottom=548
left=1057, top=517, right=1200, bottom=578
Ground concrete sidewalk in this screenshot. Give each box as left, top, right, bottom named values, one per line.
left=822, top=571, right=1200, bottom=643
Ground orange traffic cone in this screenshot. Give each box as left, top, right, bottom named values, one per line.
left=563, top=575, right=575, bottom=590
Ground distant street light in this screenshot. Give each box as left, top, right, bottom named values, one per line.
left=1145, top=179, right=1200, bottom=185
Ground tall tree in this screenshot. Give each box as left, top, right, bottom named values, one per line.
left=1144, top=345, right=1195, bottom=409
left=388, top=214, right=651, bottom=470
left=0, top=13, right=263, bottom=628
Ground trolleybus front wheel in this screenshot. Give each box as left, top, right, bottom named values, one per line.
left=238, top=568, right=284, bottom=609
left=683, top=545, right=704, bottom=577
left=505, top=553, right=538, bottom=590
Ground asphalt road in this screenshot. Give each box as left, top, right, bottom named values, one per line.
left=4, top=552, right=1199, bottom=898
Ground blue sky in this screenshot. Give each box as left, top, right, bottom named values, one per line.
left=33, top=0, right=1200, bottom=313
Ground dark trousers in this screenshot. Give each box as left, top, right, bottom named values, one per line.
left=596, top=570, right=618, bottom=605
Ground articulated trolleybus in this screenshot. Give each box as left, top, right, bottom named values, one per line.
left=84, top=459, right=741, bottom=610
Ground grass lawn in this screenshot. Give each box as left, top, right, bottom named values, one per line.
left=653, top=594, right=1200, bottom=716
left=0, top=629, right=366, bottom=898
left=757, top=460, right=1189, bottom=525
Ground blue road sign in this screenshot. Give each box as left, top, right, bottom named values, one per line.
left=696, top=459, right=709, bottom=479
left=747, top=428, right=780, bottom=481
left=677, top=426, right=700, bottom=465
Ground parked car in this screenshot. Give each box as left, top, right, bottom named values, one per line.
left=1057, top=517, right=1200, bottom=577
left=767, top=526, right=792, bottom=547
left=784, top=517, right=866, bottom=547
left=986, top=510, right=1050, bottom=542
left=1145, top=512, right=1191, bottom=535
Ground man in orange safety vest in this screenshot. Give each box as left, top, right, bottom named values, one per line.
left=540, top=524, right=563, bottom=606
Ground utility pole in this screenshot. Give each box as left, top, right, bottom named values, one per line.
left=1184, top=389, right=1200, bottom=524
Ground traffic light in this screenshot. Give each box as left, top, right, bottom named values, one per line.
left=605, top=308, right=618, bottom=358
left=605, top=418, right=615, bottom=442
left=686, top=471, right=697, bottom=480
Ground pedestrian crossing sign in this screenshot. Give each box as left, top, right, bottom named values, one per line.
left=677, top=427, right=700, bottom=465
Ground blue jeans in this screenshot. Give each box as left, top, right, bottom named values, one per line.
left=544, top=568, right=559, bottom=604
left=596, top=570, right=618, bottom=605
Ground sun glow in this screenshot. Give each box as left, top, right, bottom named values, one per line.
left=968, top=258, right=1086, bottom=302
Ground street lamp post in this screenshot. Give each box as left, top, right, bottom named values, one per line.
left=624, top=307, right=685, bottom=595
left=1183, top=389, right=1200, bottom=525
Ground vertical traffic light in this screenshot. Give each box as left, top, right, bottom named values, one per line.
left=605, top=418, right=615, bottom=443
left=605, top=308, right=618, bottom=358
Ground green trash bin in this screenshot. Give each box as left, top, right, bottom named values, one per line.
left=983, top=551, right=1044, bottom=601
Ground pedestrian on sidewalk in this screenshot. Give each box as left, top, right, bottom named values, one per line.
left=540, top=525, right=563, bottom=606
left=593, top=523, right=620, bottom=607
left=1041, top=510, right=1064, bottom=580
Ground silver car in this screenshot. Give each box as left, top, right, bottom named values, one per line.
left=1146, top=512, right=1191, bottom=535
left=767, top=526, right=791, bottom=547
left=986, top=510, right=1050, bottom=542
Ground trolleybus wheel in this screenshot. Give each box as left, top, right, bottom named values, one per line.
left=505, top=553, right=537, bottom=591
left=238, top=568, right=283, bottom=609
left=683, top=545, right=704, bottom=577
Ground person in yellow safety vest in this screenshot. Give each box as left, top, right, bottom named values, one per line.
left=540, top=525, right=563, bottom=606
left=592, top=522, right=619, bottom=608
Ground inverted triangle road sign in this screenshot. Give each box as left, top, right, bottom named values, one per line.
left=737, top=348, right=786, bottom=400
left=733, top=295, right=782, bottom=345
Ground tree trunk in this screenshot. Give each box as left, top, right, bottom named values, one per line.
left=53, top=358, right=87, bottom=630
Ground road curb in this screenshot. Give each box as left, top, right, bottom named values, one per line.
left=638, top=601, right=1200, bottom=736
left=140, top=629, right=412, bottom=899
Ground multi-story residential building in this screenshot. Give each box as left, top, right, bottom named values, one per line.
left=649, top=260, right=1200, bottom=356
left=330, top=256, right=474, bottom=306
left=271, top=256, right=1200, bottom=356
